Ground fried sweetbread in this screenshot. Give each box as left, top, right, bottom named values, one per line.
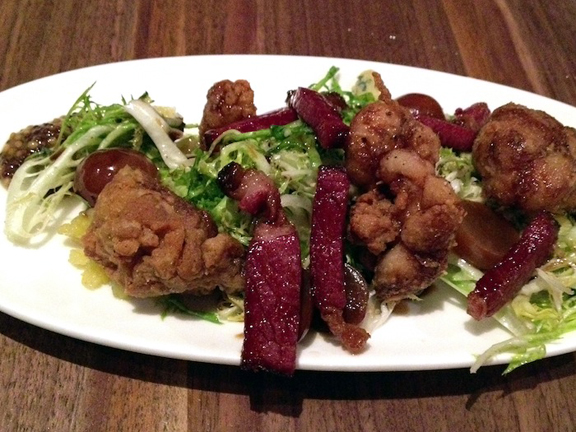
left=83, top=166, right=245, bottom=297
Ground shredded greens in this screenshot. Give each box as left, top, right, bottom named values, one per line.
left=157, top=295, right=220, bottom=324
left=159, top=67, right=374, bottom=264
left=436, top=148, right=483, bottom=202
left=124, top=99, right=190, bottom=169
left=4, top=87, right=145, bottom=243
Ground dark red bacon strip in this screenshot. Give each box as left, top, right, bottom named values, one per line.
left=416, top=115, right=478, bottom=152
left=288, top=87, right=349, bottom=149
left=320, top=91, right=348, bottom=112
left=242, top=222, right=302, bottom=375
left=467, top=211, right=558, bottom=320
left=218, top=162, right=302, bottom=374
left=402, top=99, right=490, bottom=152
left=217, top=162, right=281, bottom=222
left=310, top=165, right=369, bottom=353
left=203, top=107, right=298, bottom=147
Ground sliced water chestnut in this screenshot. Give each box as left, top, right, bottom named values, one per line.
left=74, top=148, right=158, bottom=206
left=453, top=200, right=520, bottom=270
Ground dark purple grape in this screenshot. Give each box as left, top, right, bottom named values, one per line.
left=396, top=93, right=445, bottom=119
left=74, top=148, right=157, bottom=206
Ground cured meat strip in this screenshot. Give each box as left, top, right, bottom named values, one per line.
left=288, top=87, right=349, bottom=149
left=218, top=162, right=302, bottom=374
left=401, top=100, right=490, bottom=152
left=310, top=165, right=369, bottom=353
left=467, top=211, right=558, bottom=320
left=203, top=107, right=298, bottom=146
left=416, top=115, right=478, bottom=152
left=311, top=166, right=349, bottom=311
left=242, top=222, right=302, bottom=374
left=217, top=161, right=282, bottom=222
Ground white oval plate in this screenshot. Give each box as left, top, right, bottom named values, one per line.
left=1, top=55, right=575, bottom=372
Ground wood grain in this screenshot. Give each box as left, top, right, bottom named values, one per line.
left=2, top=0, right=576, bottom=431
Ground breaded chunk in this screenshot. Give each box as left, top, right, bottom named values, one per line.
left=345, top=72, right=441, bottom=190
left=473, top=103, right=576, bottom=212
left=83, top=166, right=245, bottom=297
left=346, top=73, right=464, bottom=302
left=199, top=79, right=257, bottom=146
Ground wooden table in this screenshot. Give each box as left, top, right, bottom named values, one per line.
left=1, top=1, right=576, bottom=431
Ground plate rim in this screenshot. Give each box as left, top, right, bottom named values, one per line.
left=1, top=54, right=575, bottom=372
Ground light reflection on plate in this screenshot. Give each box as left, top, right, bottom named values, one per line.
left=1, top=55, right=575, bottom=371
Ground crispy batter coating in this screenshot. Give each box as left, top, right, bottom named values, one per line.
left=345, top=73, right=441, bottom=190
left=473, top=103, right=576, bottom=212
left=350, top=160, right=464, bottom=301
left=199, top=79, right=257, bottom=146
left=374, top=173, right=463, bottom=301
left=349, top=189, right=401, bottom=256
left=83, top=167, right=245, bottom=297
left=347, top=74, right=464, bottom=302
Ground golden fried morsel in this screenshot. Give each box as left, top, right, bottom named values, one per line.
left=345, top=73, right=441, bottom=190
left=349, top=189, right=401, bottom=256
left=198, top=79, right=257, bottom=146
left=83, top=166, right=245, bottom=297
left=347, top=73, right=464, bottom=302
left=350, top=156, right=464, bottom=302
left=371, top=172, right=464, bottom=301
left=473, top=103, right=576, bottom=213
